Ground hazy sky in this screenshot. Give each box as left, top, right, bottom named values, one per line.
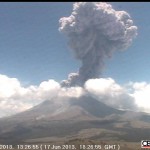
left=0, top=2, right=149, bottom=85
left=0, top=2, right=150, bottom=117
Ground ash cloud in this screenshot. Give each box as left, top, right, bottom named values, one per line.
left=1, top=3, right=147, bottom=118
left=59, top=2, right=137, bottom=87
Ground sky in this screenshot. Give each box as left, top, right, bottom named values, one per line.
left=0, top=2, right=150, bottom=85
left=0, top=2, right=150, bottom=117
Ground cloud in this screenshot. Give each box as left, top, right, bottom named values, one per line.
left=129, top=82, right=150, bottom=113
left=0, top=74, right=150, bottom=117
left=1, top=3, right=149, bottom=117
left=58, top=86, right=85, bottom=98
left=0, top=74, right=85, bottom=117
left=0, top=74, right=22, bottom=98
left=59, top=2, right=137, bottom=87
left=84, top=78, right=137, bottom=111
left=0, top=75, right=60, bottom=117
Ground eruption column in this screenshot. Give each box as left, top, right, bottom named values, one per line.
left=59, top=2, right=137, bottom=87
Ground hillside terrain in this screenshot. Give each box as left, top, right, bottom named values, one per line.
left=0, top=96, right=149, bottom=150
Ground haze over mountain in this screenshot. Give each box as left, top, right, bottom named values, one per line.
left=0, top=95, right=150, bottom=146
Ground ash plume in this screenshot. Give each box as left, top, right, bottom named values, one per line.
left=59, top=2, right=137, bottom=87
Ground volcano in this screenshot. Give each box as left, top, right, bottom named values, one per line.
left=8, top=95, right=123, bottom=121
left=0, top=95, right=150, bottom=146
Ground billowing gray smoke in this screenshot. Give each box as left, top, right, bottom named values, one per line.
left=59, top=2, right=137, bottom=87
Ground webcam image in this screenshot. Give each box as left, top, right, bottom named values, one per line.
left=0, top=2, right=149, bottom=150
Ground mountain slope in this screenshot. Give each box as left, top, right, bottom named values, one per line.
left=0, top=95, right=150, bottom=145
left=5, top=95, right=123, bottom=121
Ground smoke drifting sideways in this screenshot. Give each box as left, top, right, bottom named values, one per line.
left=59, top=2, right=137, bottom=87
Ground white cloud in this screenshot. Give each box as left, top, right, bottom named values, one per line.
left=0, top=74, right=22, bottom=98
left=0, top=74, right=150, bottom=118
left=0, top=75, right=61, bottom=117
left=0, top=74, right=85, bottom=117
left=85, top=78, right=150, bottom=113
left=84, top=78, right=137, bottom=110
left=84, top=78, right=123, bottom=97
left=58, top=86, right=85, bottom=98
left=129, top=82, right=150, bottom=112
left=0, top=100, right=32, bottom=117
